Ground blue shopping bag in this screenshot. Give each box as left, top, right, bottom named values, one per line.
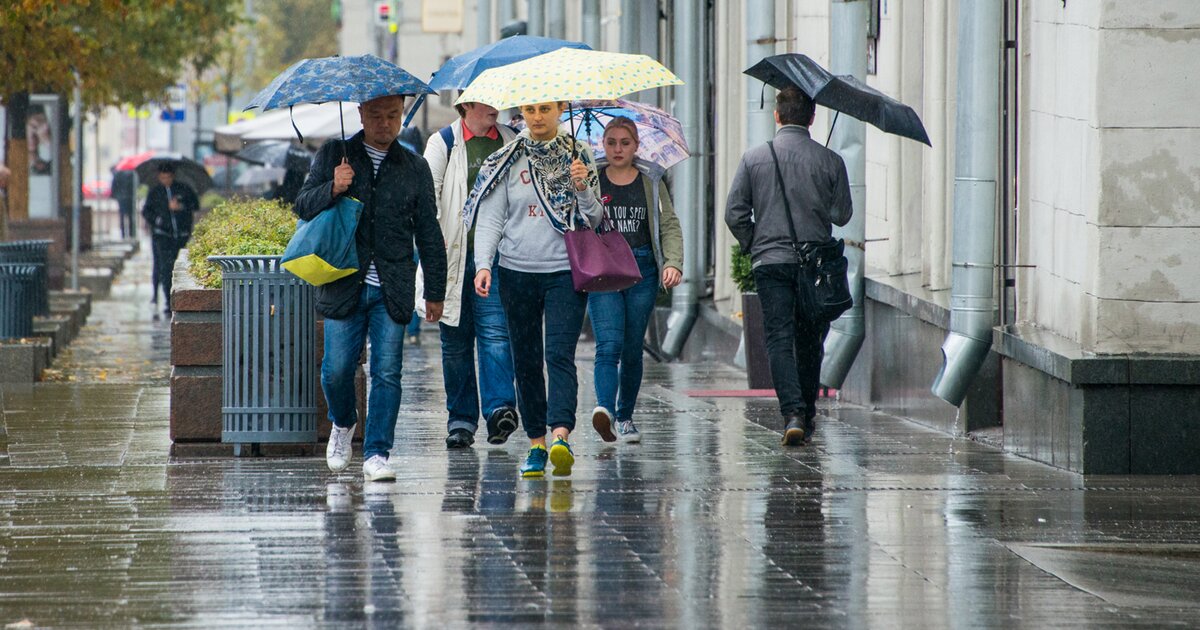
left=280, top=196, right=363, bottom=286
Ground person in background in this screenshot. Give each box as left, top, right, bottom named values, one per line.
left=724, top=87, right=852, bottom=447
left=293, top=94, right=447, bottom=483
left=588, top=117, right=684, bottom=444
left=467, top=100, right=604, bottom=478
left=110, top=167, right=137, bottom=239
left=422, top=99, right=520, bottom=450
left=141, top=161, right=198, bottom=314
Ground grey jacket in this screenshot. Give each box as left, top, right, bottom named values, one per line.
left=724, top=125, right=852, bottom=267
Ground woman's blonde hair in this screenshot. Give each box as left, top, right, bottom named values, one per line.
left=602, top=116, right=639, bottom=144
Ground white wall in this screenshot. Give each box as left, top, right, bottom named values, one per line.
left=1019, top=1, right=1200, bottom=353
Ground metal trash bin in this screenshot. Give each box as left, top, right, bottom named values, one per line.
left=209, top=256, right=317, bottom=455
left=0, top=240, right=51, bottom=316
left=0, top=264, right=39, bottom=339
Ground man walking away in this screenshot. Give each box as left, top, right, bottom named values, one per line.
left=422, top=100, right=520, bottom=450
left=294, top=95, right=447, bottom=482
left=724, top=87, right=853, bottom=447
left=142, top=162, right=198, bottom=314
left=111, top=167, right=137, bottom=239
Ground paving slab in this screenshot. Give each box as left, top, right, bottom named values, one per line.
left=2, top=240, right=1200, bottom=628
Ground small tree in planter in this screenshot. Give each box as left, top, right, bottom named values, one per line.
left=187, top=198, right=315, bottom=455
left=732, top=245, right=774, bottom=389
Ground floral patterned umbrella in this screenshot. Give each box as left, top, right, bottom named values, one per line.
left=564, top=99, right=689, bottom=170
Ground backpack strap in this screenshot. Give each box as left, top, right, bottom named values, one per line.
left=439, top=124, right=456, bottom=154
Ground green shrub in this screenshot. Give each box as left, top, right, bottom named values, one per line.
left=187, top=197, right=296, bottom=288
left=200, top=191, right=226, bottom=211
left=731, top=245, right=755, bottom=293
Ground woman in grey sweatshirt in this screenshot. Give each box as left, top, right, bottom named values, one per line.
left=465, top=100, right=604, bottom=479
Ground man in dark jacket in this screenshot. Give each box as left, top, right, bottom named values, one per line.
left=294, top=94, right=447, bottom=482
left=142, top=161, right=198, bottom=313
left=725, top=87, right=853, bottom=447
left=111, top=167, right=137, bottom=238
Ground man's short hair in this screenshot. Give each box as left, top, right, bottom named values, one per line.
left=157, top=161, right=177, bottom=174
left=360, top=94, right=406, bottom=113
left=776, top=87, right=816, bottom=127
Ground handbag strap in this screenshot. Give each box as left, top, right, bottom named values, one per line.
left=767, top=141, right=803, bottom=254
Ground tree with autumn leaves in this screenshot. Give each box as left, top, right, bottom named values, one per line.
left=1, top=0, right=241, bottom=221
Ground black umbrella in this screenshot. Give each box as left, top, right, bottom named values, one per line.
left=745, top=53, right=931, bottom=146
left=134, top=153, right=215, bottom=195
left=235, top=141, right=313, bottom=171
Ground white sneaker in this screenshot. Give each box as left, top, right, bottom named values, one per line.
left=363, top=454, right=396, bottom=482
left=326, top=423, right=355, bottom=472
left=592, top=406, right=617, bottom=442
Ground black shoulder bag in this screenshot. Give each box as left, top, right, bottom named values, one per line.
left=767, top=141, right=853, bottom=322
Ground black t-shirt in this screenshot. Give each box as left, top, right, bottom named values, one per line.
left=600, top=168, right=651, bottom=250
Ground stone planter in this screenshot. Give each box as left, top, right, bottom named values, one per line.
left=169, top=252, right=364, bottom=456
left=741, top=292, right=774, bottom=390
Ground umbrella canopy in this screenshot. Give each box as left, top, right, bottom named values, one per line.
left=245, top=54, right=434, bottom=111
left=455, top=48, right=682, bottom=110
left=134, top=154, right=215, bottom=195
left=565, top=99, right=689, bottom=170
left=745, top=53, right=931, bottom=146
left=235, top=141, right=313, bottom=171
left=114, top=150, right=157, bottom=171
left=430, top=35, right=591, bottom=91
left=214, top=103, right=362, bottom=153
left=236, top=166, right=287, bottom=188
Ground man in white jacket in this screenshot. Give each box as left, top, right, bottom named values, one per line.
left=422, top=101, right=520, bottom=449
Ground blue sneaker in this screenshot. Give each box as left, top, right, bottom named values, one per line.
left=520, top=445, right=548, bottom=478
left=549, top=438, right=574, bottom=476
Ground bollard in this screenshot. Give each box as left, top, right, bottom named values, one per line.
left=209, top=256, right=317, bottom=455
left=0, top=264, right=39, bottom=339
left=0, top=240, right=52, bottom=316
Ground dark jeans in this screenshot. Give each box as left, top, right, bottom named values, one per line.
left=588, top=246, right=659, bottom=420
left=753, top=263, right=831, bottom=420
left=498, top=267, right=587, bottom=439
left=440, top=256, right=516, bottom=434
left=151, top=237, right=182, bottom=305
left=117, top=200, right=135, bottom=239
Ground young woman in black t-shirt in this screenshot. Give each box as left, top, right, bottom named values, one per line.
left=589, top=117, right=684, bottom=444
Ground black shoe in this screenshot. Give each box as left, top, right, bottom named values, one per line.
left=445, top=428, right=475, bottom=449
left=486, top=406, right=519, bottom=445
left=803, top=414, right=816, bottom=444
left=782, top=415, right=805, bottom=447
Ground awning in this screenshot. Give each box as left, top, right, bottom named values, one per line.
left=213, top=102, right=362, bottom=153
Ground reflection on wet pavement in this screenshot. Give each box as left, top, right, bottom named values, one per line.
left=3, top=243, right=1200, bottom=627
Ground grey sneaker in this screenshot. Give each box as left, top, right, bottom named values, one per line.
left=617, top=420, right=641, bottom=443
left=326, top=423, right=355, bottom=472
left=363, top=454, right=396, bottom=482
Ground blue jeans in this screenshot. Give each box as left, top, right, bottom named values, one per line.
left=498, top=267, right=587, bottom=439
left=589, top=246, right=659, bottom=420
left=321, top=284, right=406, bottom=460
left=440, top=256, right=516, bottom=434
left=406, top=311, right=421, bottom=338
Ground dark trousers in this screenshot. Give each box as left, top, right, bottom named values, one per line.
left=753, top=263, right=830, bottom=420
left=498, top=267, right=587, bottom=439
left=117, top=200, right=135, bottom=239
left=151, top=237, right=182, bottom=305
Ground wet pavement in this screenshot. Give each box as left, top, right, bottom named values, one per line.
left=4, top=244, right=1200, bottom=628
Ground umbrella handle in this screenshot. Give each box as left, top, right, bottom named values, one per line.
left=825, top=111, right=840, bottom=147
left=289, top=105, right=305, bottom=144
left=339, top=101, right=347, bottom=161
left=569, top=102, right=578, bottom=160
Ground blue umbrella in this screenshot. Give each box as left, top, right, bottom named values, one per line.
left=404, top=36, right=590, bottom=128
left=428, top=35, right=591, bottom=91
left=246, top=54, right=434, bottom=110
left=245, top=54, right=434, bottom=157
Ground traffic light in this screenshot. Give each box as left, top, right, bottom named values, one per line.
left=375, top=1, right=390, bottom=25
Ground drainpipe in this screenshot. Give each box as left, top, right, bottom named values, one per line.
left=581, top=0, right=601, bottom=49
left=527, top=0, right=544, bottom=36
left=931, top=0, right=1002, bottom=406
left=545, top=0, right=564, bottom=39
left=819, top=0, right=868, bottom=388
left=661, top=0, right=707, bottom=359
left=745, top=0, right=776, bottom=147
left=620, top=0, right=640, bottom=55
left=477, top=0, right=492, bottom=47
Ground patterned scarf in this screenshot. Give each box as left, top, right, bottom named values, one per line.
left=462, top=129, right=600, bottom=234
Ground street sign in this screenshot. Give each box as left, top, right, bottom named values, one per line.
left=160, top=84, right=187, bottom=123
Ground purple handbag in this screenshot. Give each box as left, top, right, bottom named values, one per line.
left=564, top=215, right=642, bottom=293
